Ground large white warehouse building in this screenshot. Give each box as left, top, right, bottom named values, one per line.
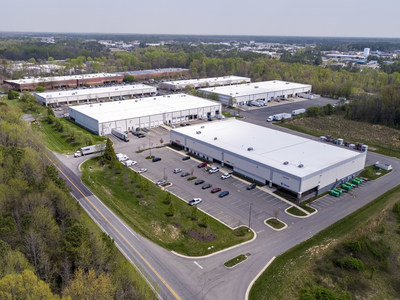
left=170, top=119, right=366, bottom=200
left=198, top=80, right=312, bottom=106
left=69, top=94, right=221, bottom=135
left=34, top=84, right=157, bottom=106
left=159, top=75, right=251, bottom=91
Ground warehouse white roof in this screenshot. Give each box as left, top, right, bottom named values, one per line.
left=6, top=73, right=120, bottom=84
left=199, top=80, right=311, bottom=97
left=35, top=84, right=155, bottom=99
left=162, top=76, right=250, bottom=88
left=172, top=119, right=361, bottom=178
left=69, top=94, right=220, bottom=123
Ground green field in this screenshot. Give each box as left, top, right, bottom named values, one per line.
left=250, top=185, right=400, bottom=300
left=33, top=118, right=106, bottom=153
left=277, top=115, right=400, bottom=158
left=81, top=158, right=253, bottom=256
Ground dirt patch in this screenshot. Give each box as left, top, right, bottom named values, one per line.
left=139, top=200, right=147, bottom=206
left=187, top=229, right=216, bottom=242
left=167, top=224, right=181, bottom=240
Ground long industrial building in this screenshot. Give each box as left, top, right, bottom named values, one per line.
left=4, top=73, right=124, bottom=91
left=34, top=84, right=156, bottom=106
left=170, top=119, right=366, bottom=200
left=159, top=76, right=251, bottom=91
left=69, top=94, right=221, bottom=135
left=198, top=80, right=312, bottom=106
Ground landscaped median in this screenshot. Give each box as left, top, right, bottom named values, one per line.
left=224, top=254, right=248, bottom=268
left=265, top=218, right=287, bottom=231
left=81, top=157, right=254, bottom=256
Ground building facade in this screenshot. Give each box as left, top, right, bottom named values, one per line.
left=69, top=94, right=221, bottom=135
left=198, top=80, right=312, bottom=106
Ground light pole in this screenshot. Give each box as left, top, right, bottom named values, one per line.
left=248, top=203, right=253, bottom=230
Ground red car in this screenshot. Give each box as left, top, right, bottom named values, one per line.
left=211, top=187, right=221, bottom=193
left=197, top=162, right=207, bottom=168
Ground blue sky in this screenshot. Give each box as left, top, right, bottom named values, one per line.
left=1, top=0, right=399, bottom=37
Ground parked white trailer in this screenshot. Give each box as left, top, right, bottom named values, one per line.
left=273, top=113, right=292, bottom=121
left=116, top=153, right=128, bottom=161
left=292, top=108, right=306, bottom=115
left=111, top=128, right=129, bottom=142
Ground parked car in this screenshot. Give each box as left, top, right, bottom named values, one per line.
left=211, top=187, right=221, bottom=193
left=219, top=191, right=230, bottom=198
left=221, top=173, right=232, bottom=180
left=138, top=168, right=147, bottom=174
left=247, top=183, right=256, bottom=190
left=202, top=183, right=212, bottom=189
left=182, top=156, right=191, bottom=161
left=208, top=167, right=219, bottom=174
left=194, top=179, right=205, bottom=185
left=173, top=168, right=182, bottom=174
left=152, top=157, right=161, bottom=162
left=156, top=179, right=166, bottom=185
left=181, top=172, right=190, bottom=177
left=188, top=198, right=202, bottom=206
left=180, top=123, right=186, bottom=127
left=198, top=162, right=207, bottom=168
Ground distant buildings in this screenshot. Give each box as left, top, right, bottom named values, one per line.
left=4, top=73, right=124, bottom=91
left=34, top=84, right=156, bottom=106
left=159, top=76, right=251, bottom=91
left=198, top=80, right=312, bottom=106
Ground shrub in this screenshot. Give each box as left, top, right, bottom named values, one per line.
left=35, top=86, right=45, bottom=92
left=336, top=257, right=365, bottom=271
left=7, top=90, right=19, bottom=100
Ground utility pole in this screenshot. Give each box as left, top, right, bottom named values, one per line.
left=248, top=203, right=252, bottom=230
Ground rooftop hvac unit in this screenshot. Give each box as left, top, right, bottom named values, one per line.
left=247, top=147, right=254, bottom=151
left=286, top=82, right=289, bottom=84
left=283, top=161, right=289, bottom=165
left=200, top=126, right=205, bottom=128
left=90, top=104, right=93, bottom=107
left=196, top=131, right=201, bottom=134
left=254, top=86, right=259, bottom=88
left=214, top=137, right=217, bottom=140
left=298, top=163, right=304, bottom=168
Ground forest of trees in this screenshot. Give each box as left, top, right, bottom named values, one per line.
left=0, top=103, right=154, bottom=299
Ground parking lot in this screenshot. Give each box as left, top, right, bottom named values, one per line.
left=111, top=132, right=292, bottom=231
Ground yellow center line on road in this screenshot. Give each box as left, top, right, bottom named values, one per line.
left=46, top=154, right=181, bottom=300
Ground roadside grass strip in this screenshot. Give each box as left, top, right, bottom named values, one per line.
left=224, top=254, right=248, bottom=268
left=81, top=157, right=253, bottom=256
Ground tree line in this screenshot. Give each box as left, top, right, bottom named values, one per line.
left=0, top=103, right=155, bottom=299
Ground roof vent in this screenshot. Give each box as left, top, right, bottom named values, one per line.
left=196, top=131, right=201, bottom=134
left=247, top=147, right=254, bottom=151
left=90, top=104, right=93, bottom=107
left=214, top=137, right=217, bottom=140
left=200, top=126, right=205, bottom=128
left=283, top=161, right=289, bottom=165
left=298, top=163, right=304, bottom=168
left=286, top=82, right=289, bottom=84
left=254, top=86, right=259, bottom=88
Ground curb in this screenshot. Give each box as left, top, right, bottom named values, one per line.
left=284, top=206, right=310, bottom=219
left=264, top=218, right=288, bottom=231
left=245, top=256, right=276, bottom=300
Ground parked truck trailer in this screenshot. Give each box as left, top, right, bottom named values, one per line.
left=292, top=108, right=306, bottom=115
left=74, top=144, right=106, bottom=157
left=111, top=128, right=129, bottom=142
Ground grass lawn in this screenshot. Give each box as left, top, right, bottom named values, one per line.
left=81, top=158, right=253, bottom=256
left=33, top=118, right=106, bottom=153
left=277, top=115, right=400, bottom=158
left=224, top=254, right=247, bottom=268
left=265, top=218, right=286, bottom=229
left=286, top=206, right=307, bottom=216
left=222, top=111, right=234, bottom=118
left=359, top=164, right=392, bottom=180
left=250, top=185, right=400, bottom=300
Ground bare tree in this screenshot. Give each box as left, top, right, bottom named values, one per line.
left=273, top=208, right=279, bottom=219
